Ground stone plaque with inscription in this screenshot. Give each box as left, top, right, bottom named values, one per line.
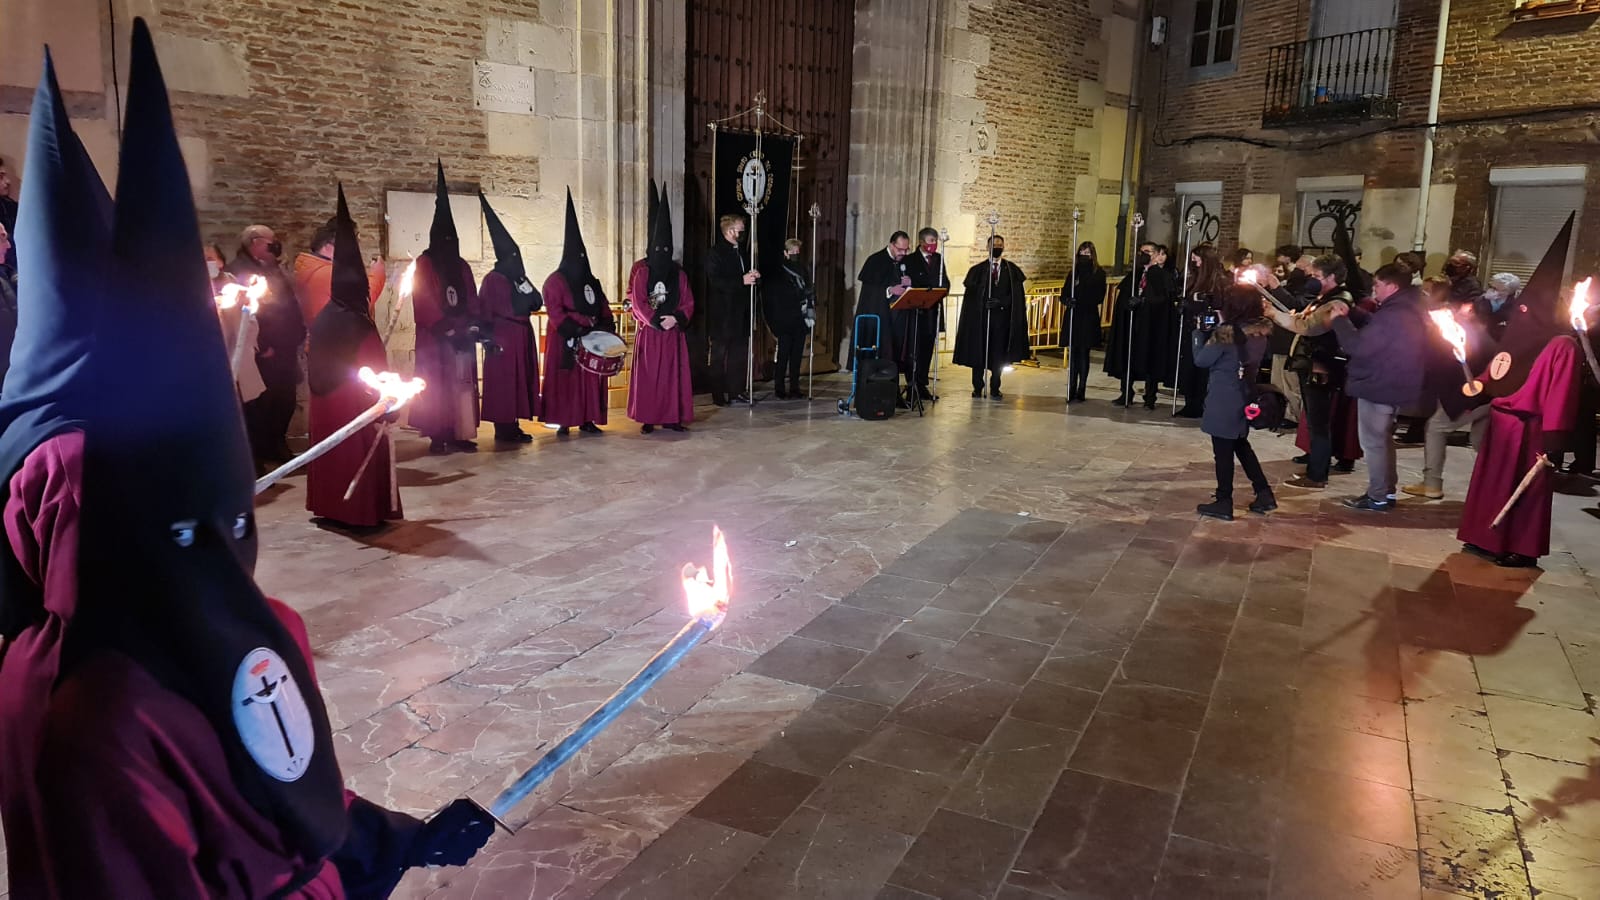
left=473, top=60, right=536, bottom=115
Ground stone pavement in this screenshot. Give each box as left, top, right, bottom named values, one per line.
left=5, top=364, right=1600, bottom=899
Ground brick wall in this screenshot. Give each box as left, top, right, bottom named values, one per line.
left=961, top=0, right=1102, bottom=281
left=1137, top=0, right=1600, bottom=274
left=151, top=1, right=545, bottom=260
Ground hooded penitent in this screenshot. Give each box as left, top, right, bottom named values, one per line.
left=0, top=51, right=111, bottom=639
left=307, top=185, right=379, bottom=397
left=648, top=180, right=660, bottom=245
left=425, top=160, right=469, bottom=315
left=559, top=189, right=607, bottom=318
left=1484, top=212, right=1576, bottom=399
left=647, top=186, right=682, bottom=325
left=479, top=191, right=541, bottom=316
left=77, top=17, right=348, bottom=860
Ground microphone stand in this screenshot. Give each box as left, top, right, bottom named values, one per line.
left=1173, top=211, right=1200, bottom=414
left=808, top=202, right=820, bottom=401
left=1066, top=208, right=1080, bottom=403
left=1125, top=213, right=1145, bottom=405
left=982, top=210, right=1000, bottom=397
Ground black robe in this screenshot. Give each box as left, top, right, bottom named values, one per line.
left=1103, top=263, right=1175, bottom=385
left=899, top=250, right=948, bottom=356
left=704, top=239, right=752, bottom=340
left=853, top=248, right=903, bottom=366
left=1060, top=264, right=1106, bottom=351
left=953, top=258, right=1030, bottom=370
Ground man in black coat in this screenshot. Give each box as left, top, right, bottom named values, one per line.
left=853, top=230, right=912, bottom=374
left=899, top=227, right=948, bottom=402
left=704, top=213, right=759, bottom=406
left=954, top=234, right=1029, bottom=400
left=1104, top=243, right=1174, bottom=409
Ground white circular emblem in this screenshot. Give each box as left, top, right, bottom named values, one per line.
left=445, top=286, right=460, bottom=308
left=232, top=648, right=315, bottom=782
left=584, top=285, right=598, bottom=306
left=741, top=159, right=769, bottom=210
left=1489, top=351, right=1513, bottom=381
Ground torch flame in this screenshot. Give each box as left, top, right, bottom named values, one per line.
left=1238, top=267, right=1260, bottom=286
left=1569, top=277, right=1593, bottom=332
left=358, top=366, right=427, bottom=412
left=399, top=259, right=418, bottom=300
left=1430, top=308, right=1469, bottom=364
left=681, top=526, right=732, bottom=623
left=214, top=276, right=269, bottom=313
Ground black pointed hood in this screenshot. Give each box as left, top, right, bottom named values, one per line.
left=648, top=180, right=660, bottom=244
left=82, top=18, right=347, bottom=860
left=308, top=184, right=380, bottom=396
left=479, top=191, right=532, bottom=294
left=0, top=48, right=112, bottom=636
left=424, top=160, right=467, bottom=306
left=1485, top=212, right=1575, bottom=399
left=558, top=188, right=606, bottom=315
left=646, top=188, right=682, bottom=322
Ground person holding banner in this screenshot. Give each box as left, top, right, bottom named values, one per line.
left=705, top=214, right=757, bottom=406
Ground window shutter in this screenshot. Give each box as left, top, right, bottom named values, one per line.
left=1489, top=184, right=1583, bottom=282
left=1296, top=190, right=1363, bottom=252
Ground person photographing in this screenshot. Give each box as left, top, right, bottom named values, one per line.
left=1194, top=286, right=1277, bottom=521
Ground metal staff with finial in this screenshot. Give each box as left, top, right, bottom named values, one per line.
left=935, top=226, right=949, bottom=391
left=1174, top=208, right=1200, bottom=414
left=1125, top=212, right=1145, bottom=402
left=982, top=211, right=1001, bottom=396
left=1066, top=208, right=1081, bottom=401
left=808, top=201, right=821, bottom=400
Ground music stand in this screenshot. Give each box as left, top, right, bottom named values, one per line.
left=892, top=287, right=949, bottom=417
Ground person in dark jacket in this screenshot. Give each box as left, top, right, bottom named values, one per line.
left=1175, top=244, right=1230, bottom=418
left=1329, top=263, right=1431, bottom=511
left=227, top=224, right=305, bottom=465
left=763, top=238, right=815, bottom=399
left=899, top=227, right=947, bottom=402
left=1444, top=250, right=1483, bottom=306
left=1194, top=286, right=1277, bottom=521
left=954, top=234, right=1028, bottom=400
left=0, top=223, right=14, bottom=390
left=1267, top=256, right=1357, bottom=490
left=704, top=214, right=759, bottom=406
left=1062, top=241, right=1106, bottom=403
left=1105, top=243, right=1174, bottom=409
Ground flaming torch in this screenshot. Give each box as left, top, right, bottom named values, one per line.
left=382, top=258, right=417, bottom=345
left=486, top=527, right=733, bottom=822
left=1238, top=266, right=1289, bottom=313
left=215, top=276, right=269, bottom=378
left=1568, top=277, right=1600, bottom=384
left=254, top=367, right=425, bottom=494
left=1429, top=308, right=1482, bottom=397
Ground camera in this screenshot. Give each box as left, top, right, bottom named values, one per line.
left=1198, top=310, right=1220, bottom=331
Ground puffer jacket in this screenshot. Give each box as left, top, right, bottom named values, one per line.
left=1192, top=317, right=1274, bottom=439
left=1331, top=287, right=1430, bottom=408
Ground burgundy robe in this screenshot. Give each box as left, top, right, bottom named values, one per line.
left=1295, top=389, right=1364, bottom=461
left=0, top=431, right=348, bottom=897
left=1458, top=336, right=1582, bottom=560
left=626, top=261, right=695, bottom=426
left=306, top=331, right=401, bottom=528
left=409, top=255, right=480, bottom=441
left=539, top=274, right=615, bottom=427
left=478, top=271, right=540, bottom=423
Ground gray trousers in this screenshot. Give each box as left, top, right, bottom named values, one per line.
left=1356, top=400, right=1400, bottom=502
left=1421, top=404, right=1490, bottom=492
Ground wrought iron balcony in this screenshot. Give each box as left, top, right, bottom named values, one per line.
left=1262, top=28, right=1400, bottom=128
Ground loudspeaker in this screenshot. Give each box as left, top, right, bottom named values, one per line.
left=855, top=359, right=899, bottom=421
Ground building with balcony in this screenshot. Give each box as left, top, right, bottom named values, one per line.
left=1135, top=0, right=1600, bottom=281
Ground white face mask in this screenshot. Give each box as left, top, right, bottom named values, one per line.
left=207, top=260, right=222, bottom=279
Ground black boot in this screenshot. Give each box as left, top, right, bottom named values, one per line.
left=1197, top=498, right=1234, bottom=521
left=580, top=422, right=602, bottom=434
left=641, top=424, right=655, bottom=434
left=1249, top=490, right=1278, bottom=515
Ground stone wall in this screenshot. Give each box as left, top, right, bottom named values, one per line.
left=2, top=0, right=659, bottom=366
left=848, top=0, right=1140, bottom=285
left=1138, top=0, right=1600, bottom=276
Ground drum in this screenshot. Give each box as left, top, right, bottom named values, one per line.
left=575, top=331, right=626, bottom=377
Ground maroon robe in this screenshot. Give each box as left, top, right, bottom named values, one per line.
left=306, top=331, right=401, bottom=528
left=0, top=431, right=348, bottom=897
left=539, top=273, right=615, bottom=427
left=1458, top=336, right=1582, bottom=560
left=626, top=261, right=695, bottom=426
left=408, top=255, right=480, bottom=441
left=478, top=270, right=540, bottom=423
left=1295, top=388, right=1364, bottom=461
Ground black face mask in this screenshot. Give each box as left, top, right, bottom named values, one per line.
left=266, top=241, right=283, bottom=258
left=991, top=247, right=1004, bottom=259
left=1137, top=252, right=1151, bottom=267
left=1304, top=277, right=1324, bottom=296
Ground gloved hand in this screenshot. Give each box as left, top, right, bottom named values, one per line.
left=406, top=799, right=495, bottom=868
